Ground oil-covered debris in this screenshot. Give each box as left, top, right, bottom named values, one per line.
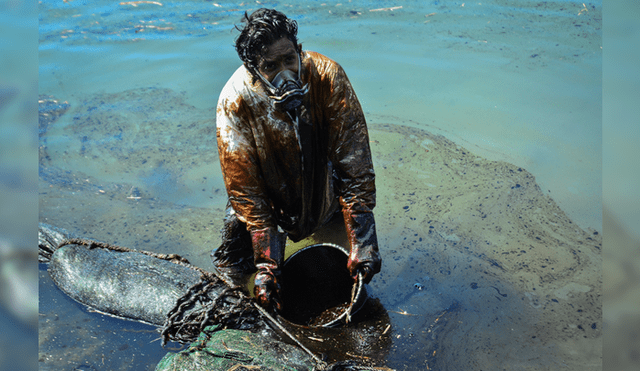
left=39, top=223, right=261, bottom=343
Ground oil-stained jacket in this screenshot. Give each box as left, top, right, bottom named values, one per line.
left=216, top=51, right=379, bottom=271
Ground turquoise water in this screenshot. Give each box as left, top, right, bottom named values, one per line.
left=38, top=0, right=602, bottom=370
left=1, top=1, right=38, bottom=370
left=39, top=0, right=603, bottom=231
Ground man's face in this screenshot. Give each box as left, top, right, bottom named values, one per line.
left=257, top=37, right=299, bottom=83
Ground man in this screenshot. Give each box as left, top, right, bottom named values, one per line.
left=212, top=8, right=381, bottom=312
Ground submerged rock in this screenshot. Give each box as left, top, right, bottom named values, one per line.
left=48, top=242, right=207, bottom=326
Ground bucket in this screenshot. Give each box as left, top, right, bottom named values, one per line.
left=279, top=243, right=367, bottom=327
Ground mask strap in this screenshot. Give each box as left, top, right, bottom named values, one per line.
left=296, top=50, right=302, bottom=81
left=252, top=67, right=277, bottom=92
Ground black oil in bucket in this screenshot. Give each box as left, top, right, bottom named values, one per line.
left=279, top=243, right=366, bottom=327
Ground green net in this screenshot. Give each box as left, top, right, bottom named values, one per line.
left=155, top=326, right=316, bottom=371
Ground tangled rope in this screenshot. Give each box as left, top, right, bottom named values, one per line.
left=160, top=278, right=259, bottom=346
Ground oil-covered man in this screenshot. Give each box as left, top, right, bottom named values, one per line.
left=212, top=8, right=381, bottom=312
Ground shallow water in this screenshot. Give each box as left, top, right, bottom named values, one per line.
left=39, top=0, right=602, bottom=370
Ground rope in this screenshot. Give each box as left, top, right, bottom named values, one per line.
left=58, top=237, right=227, bottom=286
left=252, top=303, right=327, bottom=367
left=59, top=238, right=193, bottom=266
left=251, top=292, right=394, bottom=371
left=345, top=280, right=358, bottom=324
left=160, top=280, right=259, bottom=347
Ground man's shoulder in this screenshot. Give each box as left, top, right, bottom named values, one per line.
left=219, top=65, right=254, bottom=105
left=305, top=51, right=340, bottom=70
left=303, top=51, right=347, bottom=83
left=305, top=50, right=330, bottom=62
left=222, top=66, right=252, bottom=92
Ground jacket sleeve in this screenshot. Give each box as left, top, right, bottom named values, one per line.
left=217, top=87, right=286, bottom=310
left=324, top=61, right=381, bottom=278
left=216, top=90, right=277, bottom=234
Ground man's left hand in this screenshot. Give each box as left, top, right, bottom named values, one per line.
left=347, top=256, right=380, bottom=284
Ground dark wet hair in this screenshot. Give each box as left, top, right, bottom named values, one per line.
left=235, top=8, right=300, bottom=75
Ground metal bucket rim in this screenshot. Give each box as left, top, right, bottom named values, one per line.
left=281, top=243, right=366, bottom=328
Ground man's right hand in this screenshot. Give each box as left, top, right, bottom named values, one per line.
left=250, top=227, right=285, bottom=312
left=253, top=268, right=283, bottom=313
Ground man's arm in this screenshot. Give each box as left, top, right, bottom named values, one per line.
left=324, top=61, right=382, bottom=283
left=216, top=91, right=285, bottom=311
left=216, top=98, right=273, bottom=232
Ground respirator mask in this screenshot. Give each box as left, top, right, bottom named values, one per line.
left=256, top=55, right=308, bottom=113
